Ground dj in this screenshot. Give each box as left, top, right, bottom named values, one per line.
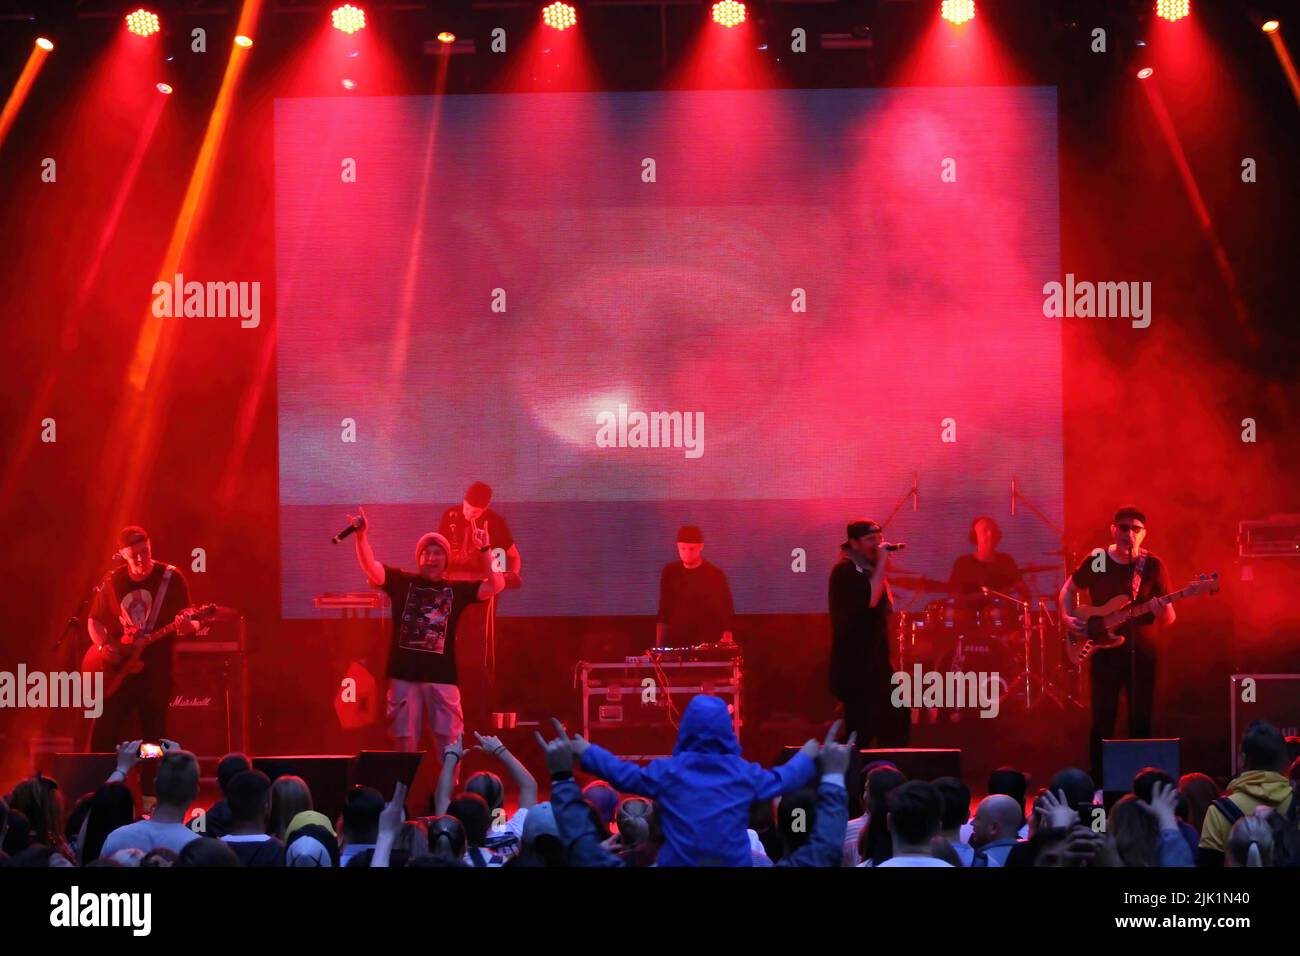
left=655, top=525, right=735, bottom=647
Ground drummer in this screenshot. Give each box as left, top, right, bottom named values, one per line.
left=947, top=516, right=1030, bottom=602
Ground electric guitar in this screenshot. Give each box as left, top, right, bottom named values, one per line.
left=82, top=604, right=218, bottom=699
left=1065, top=573, right=1219, bottom=665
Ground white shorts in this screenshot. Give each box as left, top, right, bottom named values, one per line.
left=387, top=679, right=463, bottom=743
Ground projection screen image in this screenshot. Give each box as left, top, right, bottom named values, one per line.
left=275, top=86, right=1062, bottom=618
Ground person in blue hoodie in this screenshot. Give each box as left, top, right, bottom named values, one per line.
left=542, top=696, right=822, bottom=866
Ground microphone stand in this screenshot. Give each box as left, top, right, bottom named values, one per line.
left=56, top=562, right=115, bottom=751
left=1010, top=478, right=1073, bottom=703
left=880, top=474, right=919, bottom=529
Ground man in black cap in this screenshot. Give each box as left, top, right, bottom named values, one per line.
left=437, top=481, right=521, bottom=587
left=1059, top=506, right=1174, bottom=782
left=656, top=526, right=735, bottom=647
left=436, top=481, right=521, bottom=733
left=88, top=526, right=199, bottom=751
left=828, top=520, right=907, bottom=748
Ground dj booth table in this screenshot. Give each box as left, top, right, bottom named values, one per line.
left=577, top=651, right=743, bottom=763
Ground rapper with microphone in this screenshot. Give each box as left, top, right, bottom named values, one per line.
left=828, top=519, right=909, bottom=749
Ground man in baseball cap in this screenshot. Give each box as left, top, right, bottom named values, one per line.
left=828, top=518, right=907, bottom=749
left=656, top=525, right=735, bottom=647
left=345, top=506, right=505, bottom=755
left=88, top=525, right=198, bottom=751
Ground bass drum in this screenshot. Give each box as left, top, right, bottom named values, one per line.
left=933, top=635, right=1012, bottom=718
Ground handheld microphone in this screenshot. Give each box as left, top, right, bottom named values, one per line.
left=882, top=542, right=906, bottom=552
left=332, top=518, right=363, bottom=544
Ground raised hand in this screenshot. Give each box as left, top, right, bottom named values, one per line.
left=345, top=507, right=368, bottom=534
left=534, top=718, right=576, bottom=775
left=443, top=732, right=466, bottom=762
left=819, top=721, right=857, bottom=778
left=378, top=781, right=408, bottom=839
left=1139, top=780, right=1180, bottom=831
left=472, top=732, right=507, bottom=758
left=1037, top=788, right=1081, bottom=829
left=115, top=739, right=143, bottom=776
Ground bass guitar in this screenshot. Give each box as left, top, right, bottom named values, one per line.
left=1065, top=573, right=1219, bottom=664
left=82, top=604, right=218, bottom=699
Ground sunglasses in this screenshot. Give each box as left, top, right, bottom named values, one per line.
left=1116, top=524, right=1146, bottom=533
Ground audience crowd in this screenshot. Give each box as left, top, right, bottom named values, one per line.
left=2, top=699, right=1296, bottom=869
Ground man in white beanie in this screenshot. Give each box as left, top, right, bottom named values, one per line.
left=345, top=506, right=505, bottom=754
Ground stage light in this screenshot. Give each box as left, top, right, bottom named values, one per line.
left=1262, top=20, right=1280, bottom=33
left=342, top=78, right=357, bottom=90
left=1155, top=0, right=1190, bottom=23
left=542, top=2, right=577, bottom=31
left=940, top=0, right=975, bottom=26
left=156, top=82, right=173, bottom=95
left=125, top=8, right=161, bottom=38
left=712, top=1, right=746, bottom=28
left=437, top=32, right=456, bottom=44
left=1137, top=66, right=1154, bottom=79
left=235, top=35, right=253, bottom=48
left=331, top=4, right=367, bottom=35
left=35, top=37, right=53, bottom=51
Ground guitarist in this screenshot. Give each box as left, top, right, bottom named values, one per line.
left=87, top=526, right=199, bottom=751
left=1059, top=507, right=1174, bottom=783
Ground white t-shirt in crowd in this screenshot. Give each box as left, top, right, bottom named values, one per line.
left=99, top=819, right=200, bottom=858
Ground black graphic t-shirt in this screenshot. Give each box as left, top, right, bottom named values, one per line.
left=89, top=563, right=191, bottom=677
left=437, top=506, right=515, bottom=577
left=380, top=565, right=482, bottom=684
left=1070, top=549, right=1170, bottom=649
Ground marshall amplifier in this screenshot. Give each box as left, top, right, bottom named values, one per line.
left=169, top=609, right=248, bottom=758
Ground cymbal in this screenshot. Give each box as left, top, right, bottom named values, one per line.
left=888, top=573, right=950, bottom=592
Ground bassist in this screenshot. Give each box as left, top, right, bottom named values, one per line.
left=1058, top=506, right=1175, bottom=784
left=87, top=526, right=199, bottom=751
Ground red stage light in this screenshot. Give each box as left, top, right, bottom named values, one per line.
left=342, top=78, right=357, bottom=90
left=712, top=1, right=747, bottom=28
left=1262, top=20, right=1280, bottom=33
left=35, top=37, right=54, bottom=51
left=235, top=35, right=253, bottom=48
left=940, top=0, right=975, bottom=26
left=1137, top=66, right=1154, bottom=79
left=156, top=82, right=173, bottom=95
left=437, top=32, right=456, bottom=45
left=542, top=2, right=577, bottom=31
left=331, top=4, right=367, bottom=35
left=1155, top=0, right=1190, bottom=23
left=125, top=8, right=161, bottom=38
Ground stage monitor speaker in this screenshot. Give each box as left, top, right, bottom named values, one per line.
left=352, top=751, right=425, bottom=795
left=50, top=753, right=119, bottom=801
left=1230, top=674, right=1300, bottom=776
left=253, top=755, right=354, bottom=826
left=170, top=614, right=248, bottom=758
left=1102, top=738, right=1180, bottom=795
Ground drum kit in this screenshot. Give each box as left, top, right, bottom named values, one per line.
left=889, top=565, right=1084, bottom=718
